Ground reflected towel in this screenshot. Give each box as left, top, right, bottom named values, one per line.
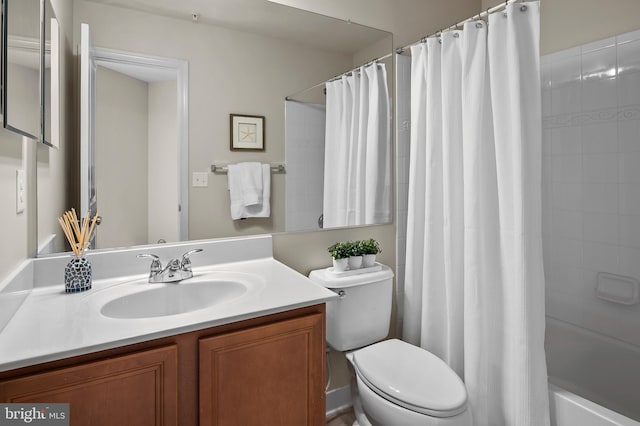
left=228, top=163, right=270, bottom=220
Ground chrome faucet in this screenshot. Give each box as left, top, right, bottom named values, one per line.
left=137, top=249, right=203, bottom=283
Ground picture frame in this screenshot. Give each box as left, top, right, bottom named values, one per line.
left=230, top=114, right=265, bottom=151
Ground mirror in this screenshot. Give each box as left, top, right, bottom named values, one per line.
left=37, top=0, right=392, bottom=255
left=2, top=0, right=41, bottom=140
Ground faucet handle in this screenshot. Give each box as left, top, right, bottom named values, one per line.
left=181, top=249, right=203, bottom=269
left=137, top=253, right=162, bottom=273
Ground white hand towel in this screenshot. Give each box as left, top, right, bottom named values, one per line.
left=244, top=164, right=271, bottom=218
left=228, top=163, right=271, bottom=220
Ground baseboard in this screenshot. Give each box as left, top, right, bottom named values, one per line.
left=326, top=385, right=352, bottom=417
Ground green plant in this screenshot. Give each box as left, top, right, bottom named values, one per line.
left=327, top=242, right=350, bottom=260
left=358, top=238, right=381, bottom=255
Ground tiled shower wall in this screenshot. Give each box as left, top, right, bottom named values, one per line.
left=541, top=29, right=640, bottom=348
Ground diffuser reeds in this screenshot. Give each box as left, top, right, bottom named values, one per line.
left=57, top=208, right=99, bottom=257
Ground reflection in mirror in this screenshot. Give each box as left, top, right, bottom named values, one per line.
left=79, top=27, right=189, bottom=249
left=2, top=0, right=41, bottom=140
left=37, top=0, right=392, bottom=256
left=285, top=54, right=393, bottom=232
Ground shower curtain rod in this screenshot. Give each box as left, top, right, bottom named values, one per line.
left=285, top=52, right=392, bottom=101
left=396, top=0, right=523, bottom=54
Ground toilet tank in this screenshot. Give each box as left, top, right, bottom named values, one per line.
left=309, top=264, right=394, bottom=351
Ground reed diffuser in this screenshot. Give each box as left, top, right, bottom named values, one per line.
left=58, top=209, right=99, bottom=293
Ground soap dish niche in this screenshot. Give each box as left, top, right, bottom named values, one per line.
left=595, top=272, right=639, bottom=305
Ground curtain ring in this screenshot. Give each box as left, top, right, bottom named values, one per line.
left=475, top=21, right=483, bottom=29
left=520, top=4, right=528, bottom=11
left=453, top=32, right=460, bottom=38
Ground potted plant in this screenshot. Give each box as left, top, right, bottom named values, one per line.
left=328, top=242, right=349, bottom=271
left=346, top=240, right=363, bottom=270
left=359, top=238, right=381, bottom=267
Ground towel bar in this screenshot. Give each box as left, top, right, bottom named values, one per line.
left=210, top=163, right=285, bottom=174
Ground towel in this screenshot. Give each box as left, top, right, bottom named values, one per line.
left=228, top=163, right=271, bottom=220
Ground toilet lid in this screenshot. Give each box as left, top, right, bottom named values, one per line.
left=351, top=339, right=467, bottom=418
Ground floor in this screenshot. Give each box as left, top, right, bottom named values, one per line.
left=326, top=407, right=356, bottom=426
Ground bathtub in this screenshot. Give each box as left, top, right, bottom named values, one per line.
left=546, top=317, right=640, bottom=425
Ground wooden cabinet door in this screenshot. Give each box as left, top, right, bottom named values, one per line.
left=199, top=313, right=325, bottom=426
left=0, top=345, right=178, bottom=426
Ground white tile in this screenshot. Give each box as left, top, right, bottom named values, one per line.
left=617, top=28, right=640, bottom=45
left=552, top=209, right=583, bottom=240
left=552, top=126, right=582, bottom=155
left=582, top=45, right=616, bottom=80
left=617, top=72, right=640, bottom=107
left=618, top=119, right=640, bottom=153
left=550, top=237, right=582, bottom=266
left=547, top=261, right=584, bottom=294
left=619, top=183, right=640, bottom=215
left=542, top=156, right=552, bottom=183
left=619, top=214, right=640, bottom=249
left=541, top=62, right=552, bottom=88
left=583, top=37, right=617, bottom=54
left=617, top=38, right=640, bottom=75
left=582, top=241, right=619, bottom=274
left=542, top=208, right=552, bottom=237
left=552, top=154, right=582, bottom=183
left=582, top=183, right=618, bottom=213
left=582, top=154, right=618, bottom=183
left=545, top=288, right=585, bottom=325
left=619, top=152, right=640, bottom=183
left=582, top=122, right=618, bottom=154
left=582, top=212, right=619, bottom=245
left=542, top=88, right=552, bottom=118
left=552, top=182, right=582, bottom=211
left=551, top=84, right=582, bottom=115
left=542, top=128, right=552, bottom=157
left=619, top=246, right=640, bottom=280
left=582, top=78, right=617, bottom=111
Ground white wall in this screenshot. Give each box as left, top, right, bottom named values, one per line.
left=269, top=0, right=480, bottom=49
left=95, top=66, right=149, bottom=248
left=147, top=80, right=179, bottom=244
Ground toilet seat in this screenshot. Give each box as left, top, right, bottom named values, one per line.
left=350, top=339, right=468, bottom=418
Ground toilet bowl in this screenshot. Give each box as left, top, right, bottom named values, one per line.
left=347, top=339, right=472, bottom=426
left=308, top=264, right=472, bottom=426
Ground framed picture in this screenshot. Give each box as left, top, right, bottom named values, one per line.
left=230, top=114, right=265, bottom=151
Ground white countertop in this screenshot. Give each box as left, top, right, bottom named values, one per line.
left=0, top=257, right=337, bottom=372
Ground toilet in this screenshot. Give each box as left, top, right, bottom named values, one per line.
left=309, top=264, right=472, bottom=426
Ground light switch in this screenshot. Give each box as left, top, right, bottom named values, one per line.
left=192, top=172, right=209, bottom=187
left=16, top=169, right=25, bottom=214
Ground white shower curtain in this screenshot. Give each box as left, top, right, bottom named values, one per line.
left=403, top=2, right=550, bottom=425
left=323, top=63, right=391, bottom=228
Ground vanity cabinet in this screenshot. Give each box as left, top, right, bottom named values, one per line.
left=0, top=345, right=178, bottom=424
left=199, top=312, right=324, bottom=425
left=0, top=305, right=326, bottom=426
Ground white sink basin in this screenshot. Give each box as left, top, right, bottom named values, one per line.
left=100, top=276, right=250, bottom=319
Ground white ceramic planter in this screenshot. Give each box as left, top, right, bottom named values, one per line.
left=362, top=254, right=377, bottom=268
left=348, top=255, right=363, bottom=270
left=332, top=258, right=348, bottom=272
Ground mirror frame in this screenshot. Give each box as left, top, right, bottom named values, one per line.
left=0, top=0, right=58, bottom=146
left=1, top=0, right=41, bottom=140
left=41, top=0, right=59, bottom=147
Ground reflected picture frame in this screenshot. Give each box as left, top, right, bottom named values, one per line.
left=230, top=113, right=265, bottom=151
